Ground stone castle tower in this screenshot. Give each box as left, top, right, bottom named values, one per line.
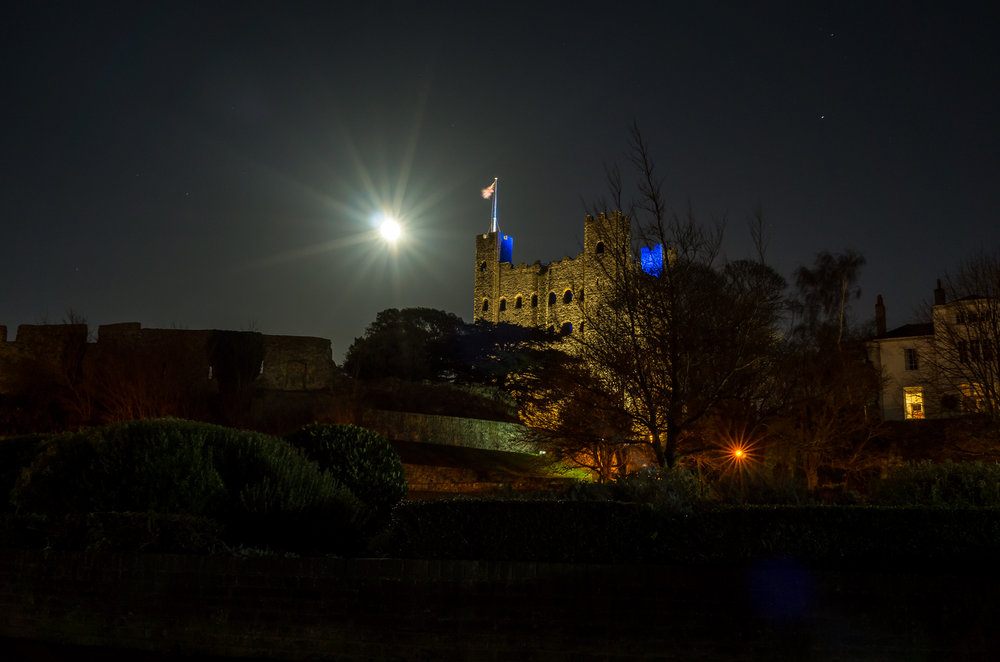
left=473, top=211, right=630, bottom=337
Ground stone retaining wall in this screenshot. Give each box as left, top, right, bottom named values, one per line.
left=362, top=409, right=535, bottom=453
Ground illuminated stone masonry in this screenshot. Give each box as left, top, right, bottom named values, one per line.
left=473, top=211, right=638, bottom=339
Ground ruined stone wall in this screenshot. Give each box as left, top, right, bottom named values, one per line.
left=0, top=323, right=337, bottom=408
left=0, top=324, right=88, bottom=395
left=257, top=334, right=335, bottom=391
left=94, top=324, right=217, bottom=400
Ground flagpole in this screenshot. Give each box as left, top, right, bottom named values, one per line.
left=491, top=177, right=498, bottom=233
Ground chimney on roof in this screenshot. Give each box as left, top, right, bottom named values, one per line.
left=934, top=279, right=945, bottom=306
left=875, top=295, right=886, bottom=336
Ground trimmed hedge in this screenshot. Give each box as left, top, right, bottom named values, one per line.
left=380, top=499, right=656, bottom=563
left=0, top=512, right=224, bottom=553
left=382, top=499, right=1000, bottom=570
left=870, top=460, right=1000, bottom=507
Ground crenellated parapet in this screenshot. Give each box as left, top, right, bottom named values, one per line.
left=473, top=211, right=632, bottom=338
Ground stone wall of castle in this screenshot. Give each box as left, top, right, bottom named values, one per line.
left=0, top=322, right=336, bottom=400
left=473, top=212, right=630, bottom=338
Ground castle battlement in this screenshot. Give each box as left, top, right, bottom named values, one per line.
left=473, top=211, right=631, bottom=336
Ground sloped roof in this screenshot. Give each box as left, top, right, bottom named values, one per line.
left=875, top=322, right=934, bottom=340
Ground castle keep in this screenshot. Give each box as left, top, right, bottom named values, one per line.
left=473, top=211, right=631, bottom=336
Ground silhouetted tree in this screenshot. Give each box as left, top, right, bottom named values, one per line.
left=771, top=250, right=882, bottom=492
left=344, top=308, right=464, bottom=381
left=507, top=347, right=634, bottom=481
left=575, top=125, right=786, bottom=468
left=791, top=249, right=866, bottom=348
left=929, top=252, right=1000, bottom=423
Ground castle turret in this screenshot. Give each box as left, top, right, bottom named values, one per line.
left=474, top=230, right=514, bottom=323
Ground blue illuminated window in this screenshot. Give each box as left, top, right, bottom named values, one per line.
left=641, top=244, right=664, bottom=276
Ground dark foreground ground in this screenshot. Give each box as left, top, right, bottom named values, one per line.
left=3, top=550, right=1000, bottom=661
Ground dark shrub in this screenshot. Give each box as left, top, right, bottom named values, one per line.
left=11, top=419, right=365, bottom=553
left=209, top=423, right=365, bottom=551
left=11, top=420, right=225, bottom=516
left=0, top=433, right=52, bottom=512
left=0, top=512, right=223, bottom=553
left=566, top=466, right=702, bottom=512
left=871, top=460, right=1000, bottom=507
left=286, top=423, right=407, bottom=516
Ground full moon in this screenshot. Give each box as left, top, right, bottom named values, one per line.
left=379, top=218, right=401, bottom=243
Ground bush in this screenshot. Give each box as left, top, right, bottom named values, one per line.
left=286, top=423, right=407, bottom=516
left=11, top=420, right=226, bottom=516
left=11, top=419, right=366, bottom=553
left=870, top=460, right=1000, bottom=507
left=566, top=466, right=702, bottom=513
left=209, top=424, right=365, bottom=551
left=0, top=433, right=52, bottom=512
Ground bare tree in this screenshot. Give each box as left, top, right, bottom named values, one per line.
left=772, top=250, right=883, bottom=492
left=508, top=347, right=634, bottom=482
left=573, top=125, right=786, bottom=468
left=931, top=253, right=1000, bottom=422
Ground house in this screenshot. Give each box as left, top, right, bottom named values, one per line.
left=867, top=282, right=998, bottom=420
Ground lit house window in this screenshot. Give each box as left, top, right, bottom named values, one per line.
left=904, top=387, right=924, bottom=419
left=904, top=348, right=919, bottom=371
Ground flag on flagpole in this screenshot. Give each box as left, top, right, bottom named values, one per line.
left=481, top=181, right=496, bottom=199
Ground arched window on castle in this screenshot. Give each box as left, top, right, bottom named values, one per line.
left=595, top=241, right=605, bottom=254
left=515, top=296, right=523, bottom=309
left=482, top=299, right=489, bottom=312
left=548, top=292, right=557, bottom=306
left=579, top=287, right=584, bottom=301
left=563, top=290, right=573, bottom=304
left=499, top=298, right=507, bottom=312
left=479, top=261, right=487, bottom=272
left=561, top=322, right=573, bottom=335
left=531, top=294, right=538, bottom=307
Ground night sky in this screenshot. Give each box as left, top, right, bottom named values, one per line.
left=4, top=2, right=998, bottom=360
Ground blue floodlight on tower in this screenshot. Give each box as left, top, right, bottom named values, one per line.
left=499, top=234, right=514, bottom=263
left=641, top=244, right=664, bottom=276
